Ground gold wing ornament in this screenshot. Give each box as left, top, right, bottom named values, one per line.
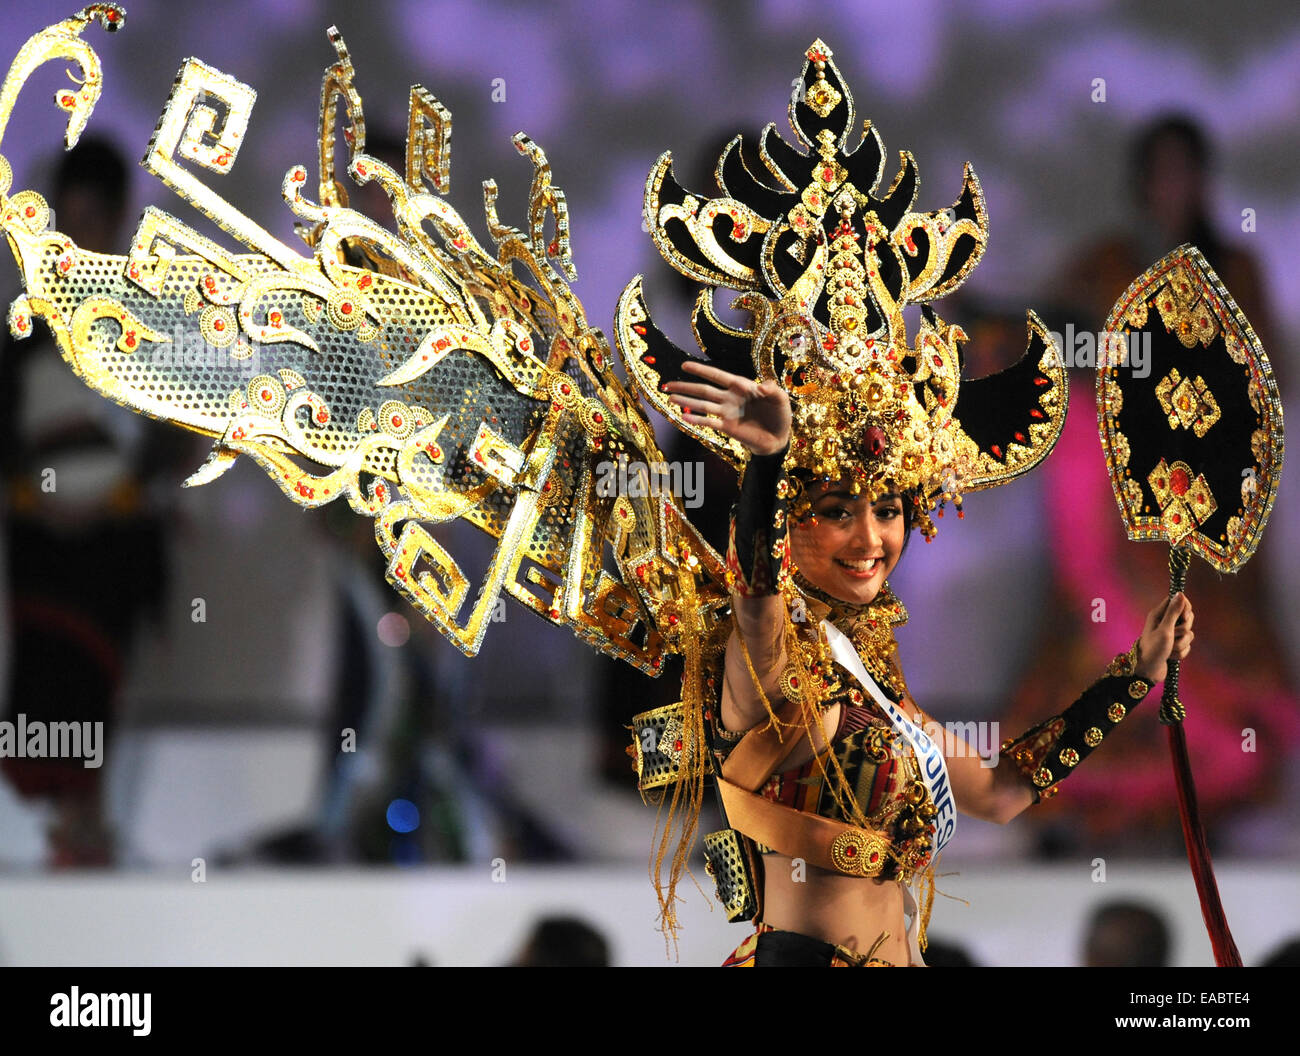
left=0, top=5, right=731, bottom=682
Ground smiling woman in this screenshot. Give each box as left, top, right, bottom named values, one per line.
left=792, top=486, right=908, bottom=605
left=663, top=354, right=1194, bottom=967
left=634, top=42, right=1196, bottom=967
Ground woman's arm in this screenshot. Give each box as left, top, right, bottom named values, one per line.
left=922, top=591, right=1195, bottom=824
left=663, top=361, right=794, bottom=734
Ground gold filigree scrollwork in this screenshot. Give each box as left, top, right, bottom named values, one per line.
left=407, top=85, right=451, bottom=195
left=0, top=5, right=123, bottom=155
left=318, top=26, right=365, bottom=211
left=145, top=58, right=309, bottom=276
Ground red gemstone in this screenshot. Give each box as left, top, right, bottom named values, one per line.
left=845, top=846, right=856, bottom=857
left=864, top=426, right=886, bottom=457
left=1014, top=431, right=1025, bottom=443
left=1169, top=467, right=1190, bottom=496
left=991, top=444, right=1003, bottom=458
left=340, top=302, right=353, bottom=315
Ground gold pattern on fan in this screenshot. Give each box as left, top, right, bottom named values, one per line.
left=1153, top=265, right=1219, bottom=348
left=1147, top=458, right=1217, bottom=544
left=1155, top=367, right=1220, bottom=437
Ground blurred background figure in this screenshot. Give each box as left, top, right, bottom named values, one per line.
left=1001, top=113, right=1299, bottom=859
left=510, top=914, right=610, bottom=967
left=1258, top=936, right=1300, bottom=966
left=1064, top=114, right=1277, bottom=367
left=0, top=136, right=192, bottom=867
left=1082, top=900, right=1172, bottom=967
left=919, top=937, right=979, bottom=967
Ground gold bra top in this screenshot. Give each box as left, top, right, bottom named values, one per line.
left=711, top=581, right=937, bottom=882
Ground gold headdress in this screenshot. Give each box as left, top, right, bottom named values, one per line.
left=616, top=40, right=1069, bottom=535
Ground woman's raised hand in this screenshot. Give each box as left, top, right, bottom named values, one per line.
left=1134, top=591, right=1195, bottom=684
left=662, top=360, right=791, bottom=456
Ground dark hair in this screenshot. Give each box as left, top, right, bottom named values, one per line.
left=1084, top=901, right=1172, bottom=967
left=515, top=916, right=610, bottom=967
left=1130, top=114, right=1210, bottom=200
left=898, top=492, right=918, bottom=560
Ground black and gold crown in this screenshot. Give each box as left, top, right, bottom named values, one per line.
left=616, top=40, right=1068, bottom=535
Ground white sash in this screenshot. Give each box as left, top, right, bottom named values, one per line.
left=821, top=619, right=956, bottom=967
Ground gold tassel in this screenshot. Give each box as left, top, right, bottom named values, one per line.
left=918, top=865, right=936, bottom=953
left=647, top=565, right=710, bottom=955
left=733, top=609, right=786, bottom=742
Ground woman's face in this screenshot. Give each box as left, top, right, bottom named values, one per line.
left=789, top=483, right=907, bottom=606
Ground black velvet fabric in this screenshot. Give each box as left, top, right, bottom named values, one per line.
left=754, top=928, right=839, bottom=967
